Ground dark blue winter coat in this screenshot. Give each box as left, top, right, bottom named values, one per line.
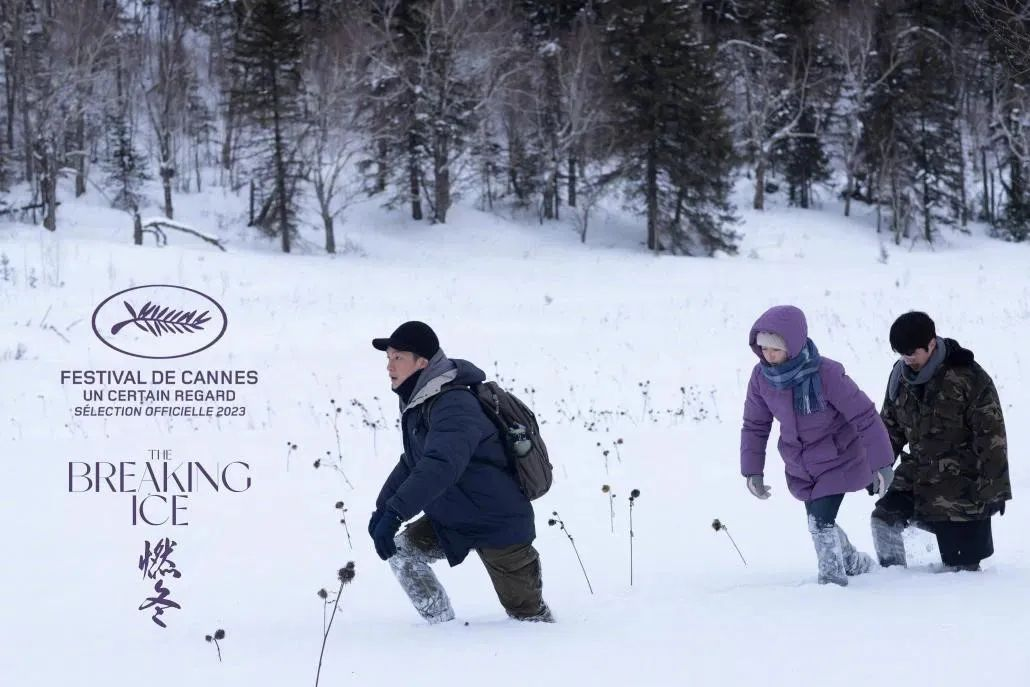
left=375, top=351, right=535, bottom=565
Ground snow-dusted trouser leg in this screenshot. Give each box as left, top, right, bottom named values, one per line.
left=837, top=526, right=874, bottom=576
left=388, top=519, right=455, bottom=624
left=477, top=543, right=552, bottom=622
left=870, top=515, right=907, bottom=568
left=808, top=516, right=848, bottom=587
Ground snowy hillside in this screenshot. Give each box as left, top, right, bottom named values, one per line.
left=1, top=183, right=1028, bottom=687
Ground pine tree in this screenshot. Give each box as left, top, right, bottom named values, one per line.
left=420, top=18, right=480, bottom=224
left=1001, top=149, right=1030, bottom=241
left=501, top=103, right=543, bottom=208
left=723, top=0, right=834, bottom=210
left=780, top=106, right=832, bottom=208
left=858, top=1, right=974, bottom=243
left=765, top=0, right=834, bottom=208
left=904, top=0, right=965, bottom=242
left=230, top=0, right=305, bottom=253
left=105, top=105, right=148, bottom=212
left=356, top=0, right=429, bottom=220
left=105, top=50, right=148, bottom=213
left=185, top=85, right=216, bottom=193
left=859, top=0, right=919, bottom=240
left=140, top=0, right=204, bottom=218
left=513, top=0, right=591, bottom=219
left=601, top=0, right=737, bottom=254
left=358, top=0, right=503, bottom=224
left=207, top=0, right=244, bottom=177
left=995, top=94, right=1030, bottom=240
left=516, top=0, right=586, bottom=36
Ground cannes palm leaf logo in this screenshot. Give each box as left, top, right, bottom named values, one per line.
left=110, top=300, right=212, bottom=337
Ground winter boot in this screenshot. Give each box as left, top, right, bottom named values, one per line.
left=389, top=534, right=456, bottom=624
left=939, top=563, right=982, bottom=573
left=808, top=517, right=848, bottom=587
left=510, top=602, right=555, bottom=623
left=871, top=515, right=907, bottom=568
left=837, top=527, right=875, bottom=576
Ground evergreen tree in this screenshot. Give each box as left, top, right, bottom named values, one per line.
left=712, top=0, right=831, bottom=210
left=779, top=106, right=833, bottom=208
left=358, top=0, right=501, bottom=224
left=513, top=0, right=591, bottom=218
left=356, top=0, right=429, bottom=220
left=105, top=51, right=148, bottom=213
left=420, top=17, right=481, bottom=224
left=765, top=0, right=834, bottom=208
left=858, top=1, right=970, bottom=243
left=1000, top=149, right=1030, bottom=241
left=500, top=98, right=544, bottom=208
left=104, top=105, right=148, bottom=212
left=859, top=0, right=917, bottom=240
left=601, top=0, right=737, bottom=254
left=185, top=84, right=216, bottom=193
left=230, top=0, right=305, bottom=252
left=904, top=0, right=965, bottom=241
left=995, top=95, right=1030, bottom=240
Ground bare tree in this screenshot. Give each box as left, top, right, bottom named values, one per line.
left=304, top=21, right=368, bottom=253
left=983, top=66, right=1030, bottom=237
left=19, top=0, right=120, bottom=229
left=720, top=37, right=820, bottom=210
left=208, top=0, right=247, bottom=188
left=569, top=146, right=617, bottom=244
left=1, top=0, right=42, bottom=183
left=534, top=8, right=606, bottom=223
left=825, top=3, right=909, bottom=217
left=364, top=0, right=522, bottom=223
left=138, top=0, right=199, bottom=219
left=969, top=1, right=1030, bottom=77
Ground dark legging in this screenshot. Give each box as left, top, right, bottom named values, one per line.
left=873, top=488, right=994, bottom=566
left=806, top=493, right=845, bottom=529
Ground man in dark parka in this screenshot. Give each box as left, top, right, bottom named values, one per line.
left=368, top=321, right=553, bottom=623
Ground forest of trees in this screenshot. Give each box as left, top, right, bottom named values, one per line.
left=1, top=0, right=1029, bottom=255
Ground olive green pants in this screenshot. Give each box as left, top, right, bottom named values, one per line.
left=390, top=516, right=551, bottom=622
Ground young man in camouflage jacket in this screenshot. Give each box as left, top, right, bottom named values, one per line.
left=872, top=312, right=1012, bottom=571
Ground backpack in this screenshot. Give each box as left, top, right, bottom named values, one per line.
left=421, top=380, right=553, bottom=500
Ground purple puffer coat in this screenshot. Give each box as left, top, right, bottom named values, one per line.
left=740, top=305, right=893, bottom=501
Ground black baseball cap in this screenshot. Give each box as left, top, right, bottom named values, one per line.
left=372, top=321, right=440, bottom=360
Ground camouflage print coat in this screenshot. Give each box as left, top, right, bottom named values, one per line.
left=880, top=338, right=1012, bottom=522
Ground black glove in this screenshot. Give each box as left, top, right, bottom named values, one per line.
left=371, top=510, right=404, bottom=560
left=986, top=501, right=1006, bottom=517
left=368, top=509, right=383, bottom=538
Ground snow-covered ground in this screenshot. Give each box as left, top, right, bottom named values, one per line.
left=2, top=178, right=1028, bottom=686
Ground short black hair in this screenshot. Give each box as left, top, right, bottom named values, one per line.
left=889, top=312, right=936, bottom=355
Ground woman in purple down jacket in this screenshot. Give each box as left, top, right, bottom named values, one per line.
left=740, top=305, right=895, bottom=586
